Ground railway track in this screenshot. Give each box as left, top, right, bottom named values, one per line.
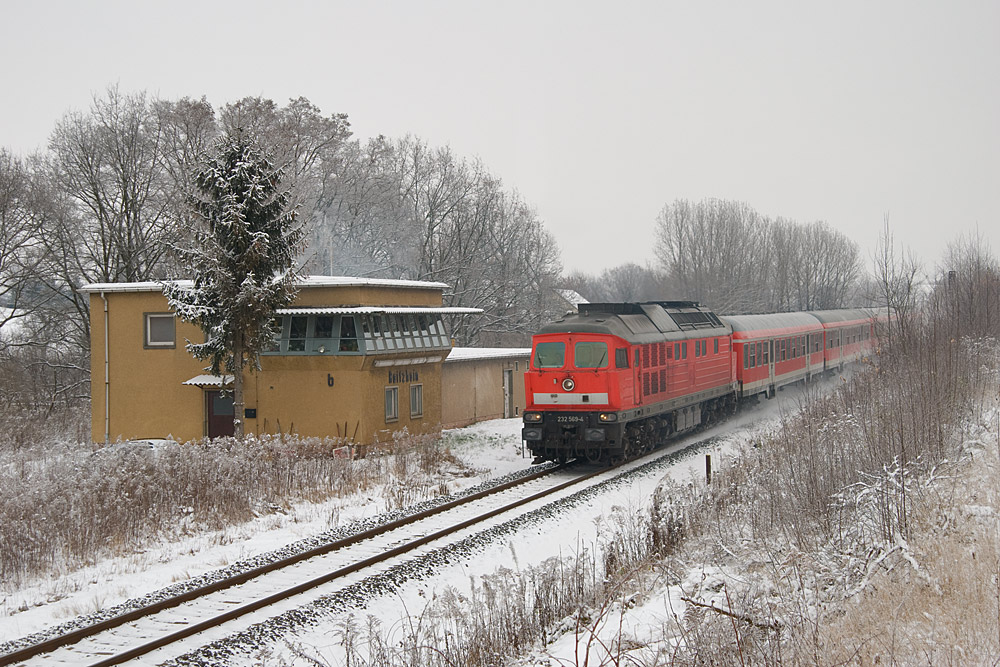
left=2, top=460, right=621, bottom=666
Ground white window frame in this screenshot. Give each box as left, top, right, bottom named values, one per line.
left=410, top=384, right=423, bottom=418
left=144, top=313, right=176, bottom=348
left=385, top=386, right=399, bottom=422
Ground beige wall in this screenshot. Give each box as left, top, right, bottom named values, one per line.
left=441, top=355, right=528, bottom=428
left=89, top=283, right=446, bottom=446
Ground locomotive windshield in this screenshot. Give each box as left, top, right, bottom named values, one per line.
left=574, top=341, right=609, bottom=368
left=533, top=342, right=565, bottom=368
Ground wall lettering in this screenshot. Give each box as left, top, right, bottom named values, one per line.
left=387, top=369, right=419, bottom=384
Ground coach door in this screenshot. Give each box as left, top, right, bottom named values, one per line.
left=207, top=390, right=235, bottom=438
left=768, top=339, right=776, bottom=393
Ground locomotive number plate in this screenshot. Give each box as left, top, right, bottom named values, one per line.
left=556, top=415, right=585, bottom=423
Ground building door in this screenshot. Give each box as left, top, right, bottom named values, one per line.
left=207, top=390, right=235, bottom=438
left=503, top=369, right=514, bottom=418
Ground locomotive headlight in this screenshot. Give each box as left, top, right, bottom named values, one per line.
left=598, top=412, right=618, bottom=423
left=561, top=377, right=575, bottom=391
left=523, top=412, right=543, bottom=423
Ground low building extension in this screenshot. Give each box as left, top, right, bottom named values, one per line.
left=442, top=347, right=530, bottom=428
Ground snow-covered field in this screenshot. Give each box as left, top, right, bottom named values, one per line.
left=243, top=402, right=793, bottom=666
left=0, top=388, right=806, bottom=663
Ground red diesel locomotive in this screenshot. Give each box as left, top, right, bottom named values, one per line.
left=522, top=302, right=875, bottom=464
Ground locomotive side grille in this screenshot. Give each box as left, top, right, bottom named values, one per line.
left=643, top=372, right=651, bottom=396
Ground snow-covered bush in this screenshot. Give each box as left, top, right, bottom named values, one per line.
left=0, top=431, right=472, bottom=586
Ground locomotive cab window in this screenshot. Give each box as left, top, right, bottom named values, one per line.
left=615, top=348, right=629, bottom=369
left=574, top=341, right=609, bottom=368
left=533, top=342, right=565, bottom=368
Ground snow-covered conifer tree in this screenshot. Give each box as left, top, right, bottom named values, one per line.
left=164, top=129, right=303, bottom=439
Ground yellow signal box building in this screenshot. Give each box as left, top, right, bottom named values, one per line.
left=82, top=276, right=480, bottom=446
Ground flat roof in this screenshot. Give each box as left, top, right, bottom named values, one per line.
left=445, top=347, right=531, bottom=363
left=279, top=306, right=482, bottom=316
left=79, top=275, right=451, bottom=294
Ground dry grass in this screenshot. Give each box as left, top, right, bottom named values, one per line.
left=807, top=421, right=1000, bottom=665
left=640, top=329, right=1000, bottom=665
left=0, top=428, right=471, bottom=588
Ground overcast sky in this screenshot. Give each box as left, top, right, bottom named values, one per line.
left=2, top=0, right=997, bottom=276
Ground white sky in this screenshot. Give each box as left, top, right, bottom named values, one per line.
left=2, top=0, right=997, bottom=276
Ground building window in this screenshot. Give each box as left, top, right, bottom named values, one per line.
left=385, top=386, right=399, bottom=422
left=145, top=313, right=175, bottom=348
left=264, top=312, right=454, bottom=356
left=340, top=315, right=359, bottom=352
left=410, top=384, right=423, bottom=418
left=287, top=316, right=308, bottom=352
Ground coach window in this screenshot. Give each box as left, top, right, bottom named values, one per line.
left=714, top=338, right=719, bottom=354
left=681, top=342, right=687, bottom=360
left=575, top=341, right=609, bottom=368
left=144, top=313, right=176, bottom=348
left=533, top=342, right=565, bottom=369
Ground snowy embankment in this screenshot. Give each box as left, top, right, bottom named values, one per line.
left=0, top=426, right=529, bottom=644
left=231, top=399, right=792, bottom=667
left=1, top=394, right=784, bottom=660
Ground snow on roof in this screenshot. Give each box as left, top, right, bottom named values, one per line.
left=445, top=347, right=531, bottom=363
left=182, top=374, right=232, bottom=387
left=78, top=275, right=450, bottom=294
left=278, top=306, right=483, bottom=316
left=555, top=289, right=589, bottom=306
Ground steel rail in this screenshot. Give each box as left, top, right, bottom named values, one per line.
left=85, top=464, right=609, bottom=667
left=0, top=462, right=576, bottom=666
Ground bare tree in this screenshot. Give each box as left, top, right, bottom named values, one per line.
left=939, top=229, right=1000, bottom=339
left=872, top=217, right=922, bottom=348
left=310, top=134, right=562, bottom=344
left=219, top=96, right=351, bottom=218
left=655, top=198, right=861, bottom=314
left=47, top=86, right=174, bottom=283
left=0, top=150, right=45, bottom=340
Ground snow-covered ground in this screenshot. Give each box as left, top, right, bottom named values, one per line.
left=229, top=396, right=800, bottom=666
left=1, top=391, right=802, bottom=663
left=0, top=422, right=531, bottom=644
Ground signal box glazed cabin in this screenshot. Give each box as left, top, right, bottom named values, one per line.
left=81, top=276, right=479, bottom=446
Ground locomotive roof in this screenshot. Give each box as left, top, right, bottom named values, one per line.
left=537, top=301, right=731, bottom=343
